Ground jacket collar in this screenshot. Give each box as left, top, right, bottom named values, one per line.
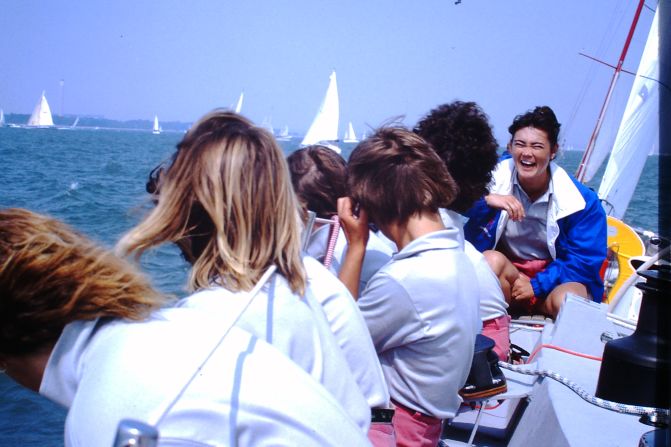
left=491, top=158, right=585, bottom=219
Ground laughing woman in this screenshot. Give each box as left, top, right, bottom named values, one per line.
left=464, top=106, right=607, bottom=318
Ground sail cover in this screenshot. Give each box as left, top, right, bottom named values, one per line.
left=27, top=91, right=54, bottom=127
left=301, top=71, right=339, bottom=145
left=598, top=10, right=660, bottom=219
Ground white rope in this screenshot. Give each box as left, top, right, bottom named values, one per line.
left=499, top=361, right=670, bottom=417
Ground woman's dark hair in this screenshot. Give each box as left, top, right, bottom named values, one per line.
left=286, top=145, right=347, bottom=219
left=414, top=101, right=499, bottom=213
left=508, top=105, right=561, bottom=147
left=347, top=126, right=457, bottom=227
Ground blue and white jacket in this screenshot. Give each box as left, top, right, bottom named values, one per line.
left=464, top=158, right=607, bottom=302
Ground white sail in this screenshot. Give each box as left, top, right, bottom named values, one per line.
left=0, top=109, right=5, bottom=126
left=277, top=125, right=291, bottom=141
left=579, top=85, right=629, bottom=182
left=301, top=71, right=339, bottom=146
left=27, top=91, right=54, bottom=127
left=235, top=92, right=244, bottom=114
left=152, top=115, right=161, bottom=134
left=343, top=121, right=359, bottom=143
left=72, top=117, right=79, bottom=128
left=598, top=10, right=659, bottom=219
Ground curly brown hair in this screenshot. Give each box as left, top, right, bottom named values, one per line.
left=0, top=208, right=168, bottom=356
left=414, top=101, right=499, bottom=213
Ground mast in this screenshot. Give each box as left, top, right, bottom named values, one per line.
left=575, top=0, right=646, bottom=182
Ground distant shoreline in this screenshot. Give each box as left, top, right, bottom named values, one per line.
left=2, top=113, right=192, bottom=133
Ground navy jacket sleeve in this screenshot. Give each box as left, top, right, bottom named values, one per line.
left=464, top=198, right=500, bottom=252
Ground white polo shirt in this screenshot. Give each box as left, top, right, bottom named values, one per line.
left=176, top=271, right=371, bottom=433
left=40, top=310, right=371, bottom=446
left=306, top=225, right=393, bottom=293
left=441, top=209, right=509, bottom=322
left=303, top=255, right=391, bottom=409
left=357, top=228, right=480, bottom=419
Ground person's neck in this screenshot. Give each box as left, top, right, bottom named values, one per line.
left=519, top=170, right=551, bottom=202
left=384, top=211, right=445, bottom=250
left=4, top=345, right=54, bottom=392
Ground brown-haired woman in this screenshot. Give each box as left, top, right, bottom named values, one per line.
left=0, top=208, right=369, bottom=446
left=287, top=144, right=393, bottom=294
left=337, top=127, right=480, bottom=446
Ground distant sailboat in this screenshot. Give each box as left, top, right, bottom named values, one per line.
left=343, top=121, right=359, bottom=143
left=301, top=71, right=340, bottom=153
left=57, top=116, right=80, bottom=131
left=152, top=115, right=161, bottom=135
left=277, top=124, right=292, bottom=141
left=26, top=91, right=54, bottom=127
left=234, top=92, right=244, bottom=114
left=0, top=109, right=5, bottom=127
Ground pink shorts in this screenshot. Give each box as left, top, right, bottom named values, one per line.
left=391, top=401, right=442, bottom=447
left=512, top=259, right=551, bottom=308
left=368, top=422, right=396, bottom=447
left=482, top=314, right=512, bottom=361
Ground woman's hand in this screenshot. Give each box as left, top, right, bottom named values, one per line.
left=337, top=197, right=369, bottom=249
left=485, top=194, right=525, bottom=221
left=337, top=197, right=368, bottom=299
left=511, top=275, right=535, bottom=302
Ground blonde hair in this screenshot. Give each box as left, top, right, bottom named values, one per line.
left=0, top=208, right=168, bottom=356
left=117, top=110, right=306, bottom=294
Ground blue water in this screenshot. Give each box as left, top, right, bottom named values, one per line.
left=0, top=127, right=659, bottom=445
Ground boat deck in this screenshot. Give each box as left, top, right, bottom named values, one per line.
left=442, top=295, right=657, bottom=446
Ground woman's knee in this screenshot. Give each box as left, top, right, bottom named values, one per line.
left=484, top=250, right=507, bottom=274
left=544, top=282, right=589, bottom=317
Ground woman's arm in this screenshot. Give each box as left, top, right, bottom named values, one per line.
left=336, top=197, right=369, bottom=299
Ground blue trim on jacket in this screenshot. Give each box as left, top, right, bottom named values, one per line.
left=464, top=168, right=607, bottom=303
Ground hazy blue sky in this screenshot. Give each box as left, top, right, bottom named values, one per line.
left=0, top=0, right=656, bottom=148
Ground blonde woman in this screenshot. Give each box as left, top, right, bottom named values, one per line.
left=0, top=208, right=369, bottom=446
left=117, top=110, right=370, bottom=432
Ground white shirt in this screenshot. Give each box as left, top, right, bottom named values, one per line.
left=40, top=310, right=371, bottom=447
left=357, top=228, right=480, bottom=419
left=303, top=256, right=391, bottom=409
left=441, top=209, right=508, bottom=322
left=176, top=271, right=371, bottom=433
left=306, top=225, right=393, bottom=293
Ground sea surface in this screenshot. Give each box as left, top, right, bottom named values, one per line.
left=0, top=127, right=660, bottom=445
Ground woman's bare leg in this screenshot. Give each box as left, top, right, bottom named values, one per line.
left=538, top=282, right=588, bottom=318
left=483, top=250, right=519, bottom=303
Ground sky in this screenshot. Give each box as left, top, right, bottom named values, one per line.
left=0, top=0, right=657, bottom=149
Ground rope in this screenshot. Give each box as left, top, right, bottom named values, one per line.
left=498, top=361, right=670, bottom=417
left=323, top=216, right=340, bottom=269
left=526, top=344, right=603, bottom=363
